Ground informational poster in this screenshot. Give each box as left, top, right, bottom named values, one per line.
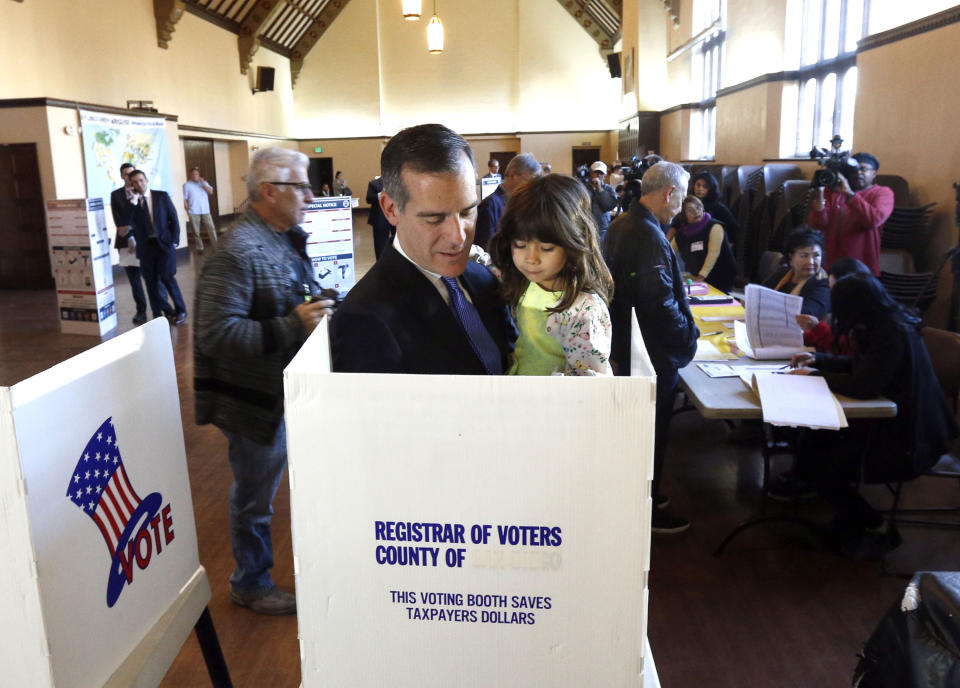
left=285, top=317, right=657, bottom=687
left=480, top=174, right=501, bottom=201
left=79, top=109, right=173, bottom=200
left=46, top=199, right=117, bottom=335
left=301, top=196, right=356, bottom=294
left=0, top=318, right=201, bottom=687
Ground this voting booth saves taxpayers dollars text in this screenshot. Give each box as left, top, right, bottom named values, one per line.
left=0, top=319, right=207, bottom=687
left=285, top=316, right=657, bottom=687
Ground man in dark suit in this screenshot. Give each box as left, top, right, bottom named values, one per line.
left=127, top=169, right=188, bottom=324
left=473, top=152, right=542, bottom=249
left=111, top=163, right=172, bottom=324
left=365, top=176, right=394, bottom=260
left=332, top=123, right=515, bottom=374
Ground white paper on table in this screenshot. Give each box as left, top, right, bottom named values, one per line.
left=700, top=315, right=744, bottom=322
left=752, top=372, right=848, bottom=429
left=734, top=318, right=810, bottom=360
left=694, top=338, right=736, bottom=361
left=697, top=363, right=739, bottom=377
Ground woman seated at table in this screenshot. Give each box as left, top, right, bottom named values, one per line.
left=762, top=226, right=830, bottom=319
left=796, top=257, right=873, bottom=352
left=785, top=274, right=957, bottom=558
left=690, top=171, right=740, bottom=250
left=668, top=195, right=736, bottom=293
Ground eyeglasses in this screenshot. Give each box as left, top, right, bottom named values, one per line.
left=268, top=181, right=313, bottom=193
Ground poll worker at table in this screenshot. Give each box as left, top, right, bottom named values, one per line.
left=668, top=195, right=736, bottom=293
left=796, top=257, right=873, bottom=352
left=690, top=171, right=740, bottom=252
left=785, top=274, right=957, bottom=558
left=761, top=226, right=831, bottom=320
left=604, top=161, right=699, bottom=534
left=331, top=123, right=516, bottom=374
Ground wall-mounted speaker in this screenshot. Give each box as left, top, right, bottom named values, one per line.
left=607, top=52, right=622, bottom=79
left=255, top=66, right=275, bottom=93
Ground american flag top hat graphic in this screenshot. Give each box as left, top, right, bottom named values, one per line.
left=66, top=417, right=163, bottom=607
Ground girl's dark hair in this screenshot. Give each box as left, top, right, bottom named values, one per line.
left=692, top=171, right=720, bottom=206
left=783, top=225, right=825, bottom=257
left=828, top=257, right=872, bottom=280
left=830, top=273, right=921, bottom=354
left=489, top=174, right=614, bottom=312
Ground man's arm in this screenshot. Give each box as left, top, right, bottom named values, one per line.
left=162, top=192, right=181, bottom=246
left=473, top=197, right=499, bottom=249
left=592, top=185, right=618, bottom=213
left=845, top=186, right=895, bottom=231
left=195, top=250, right=308, bottom=359
left=633, top=240, right=698, bottom=357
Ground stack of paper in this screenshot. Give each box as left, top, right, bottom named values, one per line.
left=744, top=372, right=848, bottom=430
left=734, top=284, right=813, bottom=359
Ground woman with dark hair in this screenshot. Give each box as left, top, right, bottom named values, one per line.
left=796, top=257, right=873, bottom=351
left=669, top=195, right=737, bottom=293
left=785, top=274, right=957, bottom=557
left=761, top=225, right=831, bottom=319
left=691, top=171, right=740, bottom=250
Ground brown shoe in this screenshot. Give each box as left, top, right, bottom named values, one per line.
left=230, top=585, right=297, bottom=615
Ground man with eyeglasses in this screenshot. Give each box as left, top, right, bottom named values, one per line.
left=808, top=151, right=894, bottom=276
left=194, top=147, right=335, bottom=615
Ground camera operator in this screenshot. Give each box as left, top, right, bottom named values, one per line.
left=587, top=161, right=618, bottom=238
left=807, top=152, right=894, bottom=276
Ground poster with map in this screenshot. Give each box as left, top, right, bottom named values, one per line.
left=79, top=110, right=173, bottom=202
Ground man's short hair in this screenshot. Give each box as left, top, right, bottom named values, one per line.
left=504, top=153, right=542, bottom=178
left=246, top=147, right=309, bottom=201
left=487, top=158, right=499, bottom=168
left=120, top=162, right=134, bottom=174
left=640, top=161, right=688, bottom=198
left=190, top=166, right=200, bottom=173
left=381, top=123, right=475, bottom=211
left=129, top=169, right=147, bottom=180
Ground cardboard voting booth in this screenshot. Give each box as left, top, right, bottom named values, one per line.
left=285, top=317, right=657, bottom=687
left=0, top=318, right=209, bottom=687
left=45, top=198, right=118, bottom=336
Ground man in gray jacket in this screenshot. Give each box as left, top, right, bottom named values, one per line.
left=194, top=147, right=334, bottom=615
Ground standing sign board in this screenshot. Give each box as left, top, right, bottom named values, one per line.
left=480, top=174, right=501, bottom=201
left=285, top=316, right=656, bottom=687
left=0, top=319, right=204, bottom=687
left=301, top=197, right=356, bottom=294
left=46, top=199, right=117, bottom=335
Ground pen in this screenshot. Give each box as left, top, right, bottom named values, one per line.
left=700, top=331, right=723, bottom=337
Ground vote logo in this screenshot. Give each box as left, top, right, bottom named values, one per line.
left=65, top=417, right=175, bottom=607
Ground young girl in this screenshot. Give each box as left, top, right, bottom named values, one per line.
left=488, top=174, right=614, bottom=376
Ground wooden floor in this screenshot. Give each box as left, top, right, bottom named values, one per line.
left=2, top=218, right=957, bottom=687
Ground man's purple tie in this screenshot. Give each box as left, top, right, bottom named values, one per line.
left=441, top=277, right=502, bottom=375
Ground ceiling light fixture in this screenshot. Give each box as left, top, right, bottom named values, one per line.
left=401, top=0, right=421, bottom=21
left=427, top=0, right=444, bottom=54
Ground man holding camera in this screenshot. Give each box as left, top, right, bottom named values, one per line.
left=807, top=152, right=894, bottom=276
left=588, top=161, right=618, bottom=238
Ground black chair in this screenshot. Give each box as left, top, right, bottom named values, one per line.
left=769, top=180, right=812, bottom=252
left=881, top=203, right=937, bottom=271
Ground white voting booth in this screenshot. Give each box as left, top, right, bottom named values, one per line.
left=0, top=319, right=212, bottom=687
left=285, top=316, right=659, bottom=687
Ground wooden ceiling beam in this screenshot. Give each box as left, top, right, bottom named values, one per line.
left=154, top=0, right=186, bottom=49
left=289, top=0, right=351, bottom=88
left=554, top=0, right=618, bottom=51
left=237, top=0, right=287, bottom=74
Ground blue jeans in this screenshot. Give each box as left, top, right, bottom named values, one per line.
left=223, top=423, right=287, bottom=591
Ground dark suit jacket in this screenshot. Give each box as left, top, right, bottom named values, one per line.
left=130, top=189, right=181, bottom=259
left=331, top=243, right=516, bottom=374
left=110, top=186, right=134, bottom=249
left=473, top=185, right=506, bottom=249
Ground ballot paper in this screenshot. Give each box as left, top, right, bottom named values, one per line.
left=734, top=284, right=813, bottom=359
left=745, top=372, right=848, bottom=429
left=698, top=363, right=787, bottom=378
left=694, top=338, right=738, bottom=361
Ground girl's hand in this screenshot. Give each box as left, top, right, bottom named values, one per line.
left=787, top=366, right=814, bottom=375
left=791, top=352, right=816, bottom=368
left=795, top=314, right=818, bottom=332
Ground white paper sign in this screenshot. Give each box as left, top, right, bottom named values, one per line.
left=285, top=316, right=656, bottom=687
left=301, top=197, right=356, bottom=293
left=46, top=198, right=117, bottom=335
left=0, top=318, right=200, bottom=687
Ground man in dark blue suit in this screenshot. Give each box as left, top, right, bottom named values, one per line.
left=332, top=124, right=515, bottom=374
left=127, top=170, right=188, bottom=324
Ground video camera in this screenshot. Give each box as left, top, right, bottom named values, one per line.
left=809, top=135, right=859, bottom=188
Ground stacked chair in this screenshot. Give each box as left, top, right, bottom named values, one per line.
left=880, top=202, right=937, bottom=272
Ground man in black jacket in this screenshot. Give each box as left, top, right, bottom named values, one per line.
left=604, top=161, right=699, bottom=533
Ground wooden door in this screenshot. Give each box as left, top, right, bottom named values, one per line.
left=182, top=138, right=219, bottom=218
left=0, top=143, right=52, bottom=288
left=489, top=151, right=517, bottom=175
left=308, top=157, right=333, bottom=195
left=572, top=147, right=601, bottom=176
